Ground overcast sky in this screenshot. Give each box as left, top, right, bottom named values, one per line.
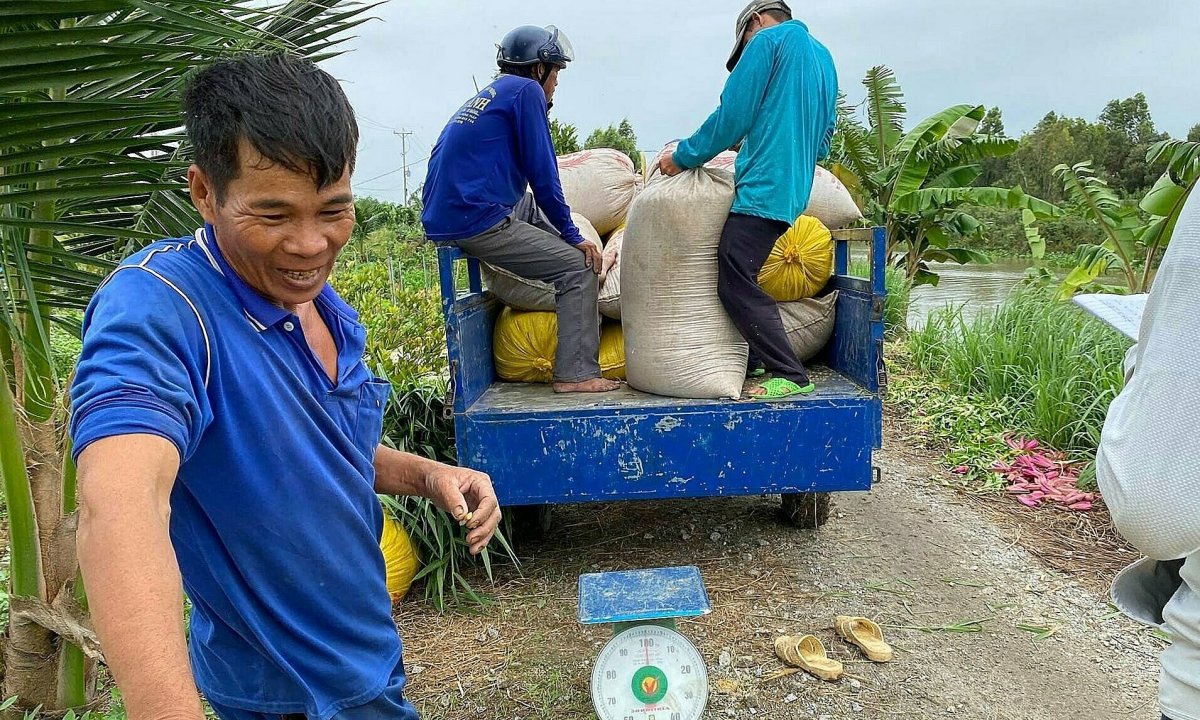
left=321, top=0, right=1200, bottom=203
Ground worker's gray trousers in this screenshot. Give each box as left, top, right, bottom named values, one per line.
left=455, top=194, right=601, bottom=383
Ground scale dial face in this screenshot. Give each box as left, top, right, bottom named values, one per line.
left=591, top=625, right=708, bottom=720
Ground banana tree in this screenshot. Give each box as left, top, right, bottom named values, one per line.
left=829, top=66, right=1061, bottom=286
left=0, top=1, right=373, bottom=711
left=1053, top=139, right=1199, bottom=298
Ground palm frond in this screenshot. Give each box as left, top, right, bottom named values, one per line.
left=927, top=164, right=982, bottom=189
left=1053, top=162, right=1140, bottom=287
left=919, top=135, right=1018, bottom=178
left=1148, top=139, right=1200, bottom=184
left=890, top=185, right=1062, bottom=220
left=862, top=65, right=905, bottom=166
left=886, top=105, right=986, bottom=205
left=1, top=0, right=375, bottom=382
left=829, top=116, right=878, bottom=197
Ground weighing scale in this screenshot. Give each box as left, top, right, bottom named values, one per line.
left=578, top=566, right=712, bottom=720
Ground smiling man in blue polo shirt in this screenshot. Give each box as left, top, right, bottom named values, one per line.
left=69, top=54, right=500, bottom=720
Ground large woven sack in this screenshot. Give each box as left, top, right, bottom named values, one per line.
left=598, top=226, right=624, bottom=319
left=647, top=140, right=738, bottom=184
left=380, top=512, right=419, bottom=601
left=623, top=168, right=748, bottom=399
left=599, top=323, right=626, bottom=381
left=805, top=166, right=862, bottom=229
left=557, top=148, right=643, bottom=235
left=481, top=213, right=601, bottom=312
left=779, top=291, right=838, bottom=362
left=493, top=308, right=556, bottom=383
left=758, top=216, right=834, bottom=301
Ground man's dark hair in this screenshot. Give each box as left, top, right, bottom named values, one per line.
left=183, top=53, right=358, bottom=203
left=498, top=63, right=546, bottom=81
left=763, top=8, right=791, bottom=22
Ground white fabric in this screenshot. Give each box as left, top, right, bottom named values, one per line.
left=622, top=168, right=747, bottom=399
left=598, top=227, right=624, bottom=320
left=1098, top=189, right=1200, bottom=720
left=557, top=149, right=643, bottom=235
left=803, top=166, right=864, bottom=230
left=646, top=142, right=862, bottom=230
left=779, top=292, right=838, bottom=362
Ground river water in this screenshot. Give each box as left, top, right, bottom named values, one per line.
left=906, top=259, right=1033, bottom=328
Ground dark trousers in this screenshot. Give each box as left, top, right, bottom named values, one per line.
left=717, top=213, right=810, bottom=385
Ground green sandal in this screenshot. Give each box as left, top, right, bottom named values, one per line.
left=751, top=378, right=816, bottom=399
left=747, top=367, right=768, bottom=379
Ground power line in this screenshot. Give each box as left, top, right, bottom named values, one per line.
left=355, top=154, right=430, bottom=186
left=357, top=113, right=401, bottom=132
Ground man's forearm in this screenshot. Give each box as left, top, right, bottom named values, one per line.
left=373, top=444, right=440, bottom=497
left=80, top=512, right=201, bottom=720
left=77, top=437, right=203, bottom=720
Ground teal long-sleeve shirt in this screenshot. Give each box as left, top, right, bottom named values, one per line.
left=673, top=20, right=838, bottom=224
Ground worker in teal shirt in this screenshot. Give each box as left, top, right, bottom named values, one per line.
left=659, top=0, right=837, bottom=398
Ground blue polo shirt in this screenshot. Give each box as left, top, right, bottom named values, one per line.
left=421, top=73, right=584, bottom=245
left=69, top=226, right=414, bottom=720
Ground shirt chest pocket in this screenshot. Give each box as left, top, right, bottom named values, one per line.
left=354, top=378, right=391, bottom=456
left=322, top=378, right=391, bottom=462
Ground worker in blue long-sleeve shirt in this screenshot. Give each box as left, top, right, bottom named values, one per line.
left=659, top=0, right=838, bottom=399
left=423, top=25, right=619, bottom=394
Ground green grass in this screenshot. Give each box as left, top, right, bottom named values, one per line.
left=896, top=287, right=1130, bottom=486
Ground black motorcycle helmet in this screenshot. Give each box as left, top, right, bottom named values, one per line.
left=496, top=25, right=574, bottom=70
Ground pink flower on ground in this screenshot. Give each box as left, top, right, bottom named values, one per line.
left=989, top=435, right=1098, bottom=512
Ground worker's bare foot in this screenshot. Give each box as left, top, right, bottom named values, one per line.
left=553, top=377, right=622, bottom=393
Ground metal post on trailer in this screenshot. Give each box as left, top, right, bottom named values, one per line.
left=834, top=233, right=850, bottom=276
left=871, top=226, right=887, bottom=298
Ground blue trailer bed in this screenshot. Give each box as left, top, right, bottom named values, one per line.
left=435, top=227, right=887, bottom=529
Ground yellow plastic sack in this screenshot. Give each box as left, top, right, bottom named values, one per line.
left=599, top=323, right=626, bottom=381
left=380, top=513, right=419, bottom=601
left=758, top=216, right=834, bottom=301
left=494, top=307, right=557, bottom=383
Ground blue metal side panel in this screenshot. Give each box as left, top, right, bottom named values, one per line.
left=447, top=294, right=499, bottom=414
left=437, top=244, right=498, bottom=414
left=823, top=229, right=887, bottom=396
left=823, top=283, right=876, bottom=391
left=459, top=398, right=881, bottom=505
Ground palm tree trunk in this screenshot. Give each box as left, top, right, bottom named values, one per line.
left=0, top=356, right=56, bottom=708
left=3, top=74, right=90, bottom=712
left=0, top=324, right=14, bottom=395
left=58, top=447, right=93, bottom=709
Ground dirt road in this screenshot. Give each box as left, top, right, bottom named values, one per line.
left=397, top=423, right=1164, bottom=719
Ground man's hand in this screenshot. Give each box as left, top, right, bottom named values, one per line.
left=658, top=153, right=683, bottom=177
left=577, top=241, right=603, bottom=275
left=423, top=465, right=501, bottom=555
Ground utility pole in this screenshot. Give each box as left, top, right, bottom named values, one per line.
left=393, top=129, right=413, bottom=201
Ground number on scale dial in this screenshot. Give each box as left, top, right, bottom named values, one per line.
left=591, top=625, right=708, bottom=720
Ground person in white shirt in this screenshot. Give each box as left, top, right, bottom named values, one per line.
left=1099, top=187, right=1200, bottom=720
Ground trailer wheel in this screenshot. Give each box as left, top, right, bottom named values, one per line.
left=780, top=493, right=831, bottom=529
left=507, top=504, right=553, bottom=545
